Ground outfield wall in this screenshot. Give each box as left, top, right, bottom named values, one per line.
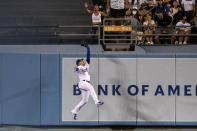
left=61, top=54, right=197, bottom=126
left=0, top=46, right=197, bottom=126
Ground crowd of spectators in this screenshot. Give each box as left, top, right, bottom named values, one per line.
left=84, top=0, right=196, bottom=45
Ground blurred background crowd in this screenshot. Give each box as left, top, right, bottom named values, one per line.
left=84, top=0, right=197, bottom=45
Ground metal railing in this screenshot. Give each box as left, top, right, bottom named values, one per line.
left=0, top=25, right=99, bottom=44
left=0, top=23, right=197, bottom=45
left=103, top=18, right=133, bottom=45
left=56, top=25, right=100, bottom=44
left=102, top=17, right=197, bottom=46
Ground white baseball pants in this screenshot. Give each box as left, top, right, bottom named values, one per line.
left=72, top=81, right=99, bottom=114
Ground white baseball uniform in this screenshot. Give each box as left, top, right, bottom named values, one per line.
left=71, top=62, right=99, bottom=114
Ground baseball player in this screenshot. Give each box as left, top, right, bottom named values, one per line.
left=71, top=44, right=104, bottom=120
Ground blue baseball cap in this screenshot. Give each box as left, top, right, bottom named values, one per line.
left=76, top=58, right=83, bottom=65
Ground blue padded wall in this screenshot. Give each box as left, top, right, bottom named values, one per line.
left=0, top=55, right=3, bottom=125
left=41, top=54, right=60, bottom=125
left=0, top=45, right=197, bottom=126
left=0, top=54, right=41, bottom=125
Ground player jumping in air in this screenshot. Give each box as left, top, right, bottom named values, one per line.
left=71, top=44, right=104, bottom=120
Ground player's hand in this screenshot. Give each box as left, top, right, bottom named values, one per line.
left=81, top=41, right=88, bottom=47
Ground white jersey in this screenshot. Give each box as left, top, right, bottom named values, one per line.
left=92, top=12, right=101, bottom=23
left=76, top=62, right=90, bottom=82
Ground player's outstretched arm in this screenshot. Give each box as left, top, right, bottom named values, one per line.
left=86, top=45, right=90, bottom=64
left=81, top=41, right=90, bottom=64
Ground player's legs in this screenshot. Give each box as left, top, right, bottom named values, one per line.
left=71, top=90, right=90, bottom=114
left=78, top=81, right=103, bottom=105
left=87, top=83, right=99, bottom=104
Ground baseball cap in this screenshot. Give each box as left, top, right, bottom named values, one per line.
left=76, top=58, right=83, bottom=65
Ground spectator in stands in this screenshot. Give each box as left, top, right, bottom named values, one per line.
left=181, top=0, right=196, bottom=22
left=126, top=8, right=146, bottom=44
left=132, top=7, right=140, bottom=18
left=125, top=8, right=142, bottom=30
left=148, top=0, right=157, bottom=6
left=84, top=2, right=109, bottom=44
left=152, top=0, right=170, bottom=16
left=190, top=13, right=197, bottom=43
left=138, top=0, right=151, bottom=9
left=106, top=0, right=129, bottom=25
left=176, top=16, right=191, bottom=44
left=137, top=13, right=145, bottom=43
left=143, top=13, right=156, bottom=44
left=84, top=2, right=109, bottom=26
left=154, top=10, right=174, bottom=44
left=125, top=9, right=143, bottom=44
left=164, top=0, right=172, bottom=7
left=191, top=13, right=197, bottom=30
left=170, top=1, right=182, bottom=17
left=138, top=13, right=144, bottom=25
left=129, top=0, right=140, bottom=9
left=170, top=1, right=183, bottom=25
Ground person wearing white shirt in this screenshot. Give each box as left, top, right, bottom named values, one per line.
left=181, top=0, right=195, bottom=22
left=143, top=14, right=156, bottom=45
left=107, top=0, right=129, bottom=25
left=84, top=2, right=109, bottom=25
left=176, top=16, right=191, bottom=44
left=84, top=2, right=109, bottom=43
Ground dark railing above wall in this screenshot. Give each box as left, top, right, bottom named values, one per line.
left=0, top=25, right=98, bottom=45
left=0, top=24, right=197, bottom=45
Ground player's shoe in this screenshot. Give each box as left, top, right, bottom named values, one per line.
left=96, top=101, right=104, bottom=107
left=72, top=113, right=77, bottom=120
left=71, top=111, right=77, bottom=120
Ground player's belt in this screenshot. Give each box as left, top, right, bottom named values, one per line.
left=83, top=80, right=90, bottom=83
